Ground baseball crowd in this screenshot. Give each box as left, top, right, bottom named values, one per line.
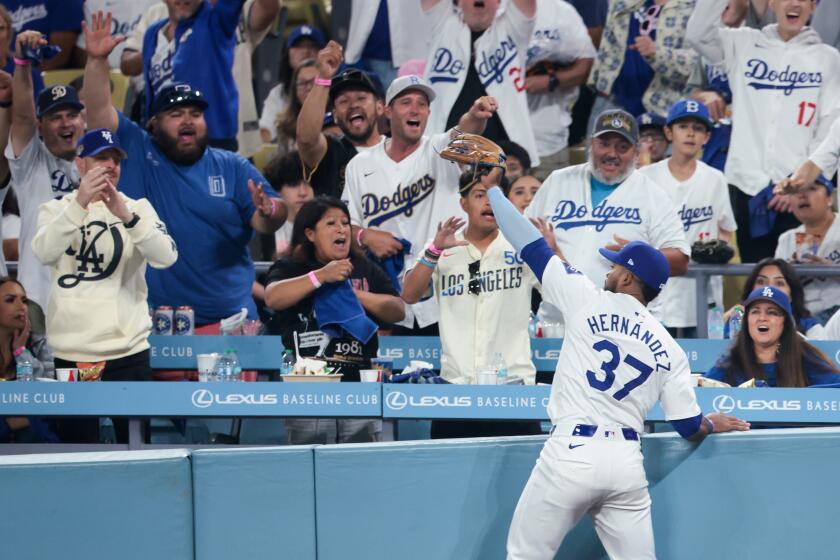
left=0, top=0, right=839, bottom=443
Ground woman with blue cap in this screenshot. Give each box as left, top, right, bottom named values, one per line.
left=706, top=286, right=840, bottom=387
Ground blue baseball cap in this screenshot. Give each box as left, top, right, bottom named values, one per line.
left=636, top=112, right=666, bottom=130
left=744, top=286, right=793, bottom=317
left=666, top=99, right=713, bottom=130
left=36, top=84, right=84, bottom=118
left=150, top=82, right=208, bottom=116
left=815, top=174, right=835, bottom=194
left=598, top=241, right=669, bottom=291
left=287, top=25, right=325, bottom=49
left=76, top=128, right=127, bottom=159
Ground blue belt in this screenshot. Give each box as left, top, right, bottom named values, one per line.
left=553, top=423, right=639, bottom=441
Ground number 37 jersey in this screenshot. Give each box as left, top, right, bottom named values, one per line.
left=542, top=257, right=700, bottom=432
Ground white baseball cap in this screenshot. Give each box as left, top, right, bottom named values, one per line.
left=385, top=75, right=436, bottom=106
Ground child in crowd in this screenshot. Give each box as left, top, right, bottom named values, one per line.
left=263, top=150, right=315, bottom=258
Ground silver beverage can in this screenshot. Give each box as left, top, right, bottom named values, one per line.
left=153, top=306, right=174, bottom=335
left=174, top=306, right=195, bottom=336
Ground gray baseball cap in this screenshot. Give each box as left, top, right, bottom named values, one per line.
left=592, top=109, right=639, bottom=144
left=385, top=75, right=436, bottom=106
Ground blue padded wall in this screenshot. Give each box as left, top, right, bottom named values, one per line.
left=192, top=446, right=317, bottom=560
left=0, top=450, right=194, bottom=560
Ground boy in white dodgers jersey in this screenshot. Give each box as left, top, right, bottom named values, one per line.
left=640, top=99, right=736, bottom=337
left=687, top=0, right=840, bottom=263
left=342, top=75, right=499, bottom=333
left=481, top=172, right=750, bottom=559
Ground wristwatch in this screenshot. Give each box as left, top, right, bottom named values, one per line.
left=124, top=213, right=140, bottom=228
left=547, top=74, right=559, bottom=92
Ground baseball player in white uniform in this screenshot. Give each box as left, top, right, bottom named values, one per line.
left=525, top=109, right=690, bottom=327
left=687, top=0, right=840, bottom=261
left=640, top=100, right=737, bottom=333
left=481, top=177, right=750, bottom=559
left=422, top=0, right=539, bottom=166
left=401, top=173, right=538, bottom=383
left=342, top=76, right=498, bottom=331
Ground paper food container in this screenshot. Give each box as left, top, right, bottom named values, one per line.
left=281, top=374, right=343, bottom=383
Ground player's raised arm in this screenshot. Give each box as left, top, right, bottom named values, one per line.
left=82, top=11, right=122, bottom=132
left=453, top=96, right=499, bottom=136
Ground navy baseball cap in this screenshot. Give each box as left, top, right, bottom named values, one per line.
left=744, top=286, right=793, bottom=317
left=592, top=109, right=639, bottom=144
left=329, top=67, right=380, bottom=101
left=76, top=128, right=127, bottom=159
left=150, top=83, right=209, bottom=116
left=287, top=25, right=326, bottom=49
left=599, top=241, right=669, bottom=291
left=636, top=112, right=666, bottom=130
left=666, top=99, right=713, bottom=130
left=815, top=174, right=835, bottom=194
left=36, top=84, right=84, bottom=118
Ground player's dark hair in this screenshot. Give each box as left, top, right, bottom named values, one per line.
left=640, top=283, right=661, bottom=305
left=263, top=150, right=305, bottom=190
left=741, top=258, right=812, bottom=333
left=497, top=140, right=531, bottom=172
left=287, top=196, right=362, bottom=266
left=715, top=304, right=837, bottom=387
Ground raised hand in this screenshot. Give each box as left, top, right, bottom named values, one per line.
left=530, top=216, right=563, bottom=258
left=248, top=179, right=276, bottom=218
left=14, top=30, right=47, bottom=60
left=468, top=96, right=498, bottom=121
left=604, top=234, right=630, bottom=252
left=83, top=11, right=125, bottom=59
left=432, top=217, right=468, bottom=251
left=317, top=40, right=344, bottom=79
left=76, top=166, right=112, bottom=208
left=317, top=258, right=353, bottom=284
left=102, top=182, right=132, bottom=223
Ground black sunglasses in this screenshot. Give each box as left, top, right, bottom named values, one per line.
left=468, top=261, right=482, bottom=296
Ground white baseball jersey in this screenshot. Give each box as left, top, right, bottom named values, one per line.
left=342, top=133, right=465, bottom=328
left=640, top=159, right=737, bottom=327
left=78, top=0, right=159, bottom=70
left=526, top=0, right=596, bottom=157
left=687, top=0, right=840, bottom=196
left=541, top=256, right=701, bottom=433
left=5, top=135, right=80, bottom=309
left=775, top=214, right=840, bottom=316
left=423, top=1, right=539, bottom=165
left=810, top=115, right=840, bottom=173
left=416, top=230, right=537, bottom=383
left=525, top=163, right=690, bottom=323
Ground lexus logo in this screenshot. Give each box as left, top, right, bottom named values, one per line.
left=385, top=391, right=408, bottom=411
left=192, top=389, right=213, bottom=408
left=712, top=395, right=735, bottom=414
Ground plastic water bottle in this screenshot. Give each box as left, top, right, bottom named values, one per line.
left=707, top=304, right=725, bottom=339
left=728, top=307, right=744, bottom=339
left=15, top=349, right=34, bottom=381
left=492, top=352, right=508, bottom=384
left=214, top=352, right=231, bottom=382
left=280, top=350, right=294, bottom=376
left=226, top=349, right=242, bottom=382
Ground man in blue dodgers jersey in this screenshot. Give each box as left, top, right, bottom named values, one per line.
left=6, top=30, right=84, bottom=331
left=525, top=109, right=690, bottom=329
left=687, top=0, right=840, bottom=263
left=141, top=0, right=243, bottom=151
left=342, top=75, right=500, bottom=334
left=640, top=100, right=737, bottom=337
left=480, top=177, right=750, bottom=559
left=82, top=12, right=286, bottom=327
left=421, top=0, right=540, bottom=167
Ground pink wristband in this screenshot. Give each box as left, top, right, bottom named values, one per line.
left=13, top=57, right=31, bottom=66
left=426, top=243, right=442, bottom=256
left=314, top=78, right=332, bottom=87
left=308, top=271, right=322, bottom=289
left=356, top=227, right=365, bottom=247
left=13, top=346, right=25, bottom=357
left=267, top=198, right=277, bottom=218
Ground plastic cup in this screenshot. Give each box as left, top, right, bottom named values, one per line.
left=360, top=369, right=381, bottom=382
left=476, top=370, right=497, bottom=385
left=56, top=368, right=77, bottom=382
left=196, top=353, right=218, bottom=381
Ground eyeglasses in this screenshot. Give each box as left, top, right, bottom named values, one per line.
left=468, top=261, right=482, bottom=296
left=295, top=78, right=315, bottom=89
left=638, top=5, right=663, bottom=37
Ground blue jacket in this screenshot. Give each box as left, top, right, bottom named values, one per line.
left=142, top=0, right=242, bottom=140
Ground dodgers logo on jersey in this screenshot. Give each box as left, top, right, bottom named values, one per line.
left=744, top=59, right=822, bottom=95
left=550, top=199, right=642, bottom=232
left=478, top=35, right=519, bottom=88
left=51, top=169, right=77, bottom=196
left=677, top=204, right=714, bottom=231
left=361, top=174, right=436, bottom=227
left=429, top=48, right=465, bottom=84
left=59, top=221, right=123, bottom=288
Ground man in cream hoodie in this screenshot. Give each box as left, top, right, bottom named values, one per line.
left=32, top=128, right=177, bottom=384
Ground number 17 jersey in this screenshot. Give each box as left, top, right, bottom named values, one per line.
left=542, top=257, right=700, bottom=432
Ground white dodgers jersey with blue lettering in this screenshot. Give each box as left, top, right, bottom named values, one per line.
left=540, top=257, right=700, bottom=432
left=423, top=1, right=539, bottom=164
left=342, top=133, right=465, bottom=328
